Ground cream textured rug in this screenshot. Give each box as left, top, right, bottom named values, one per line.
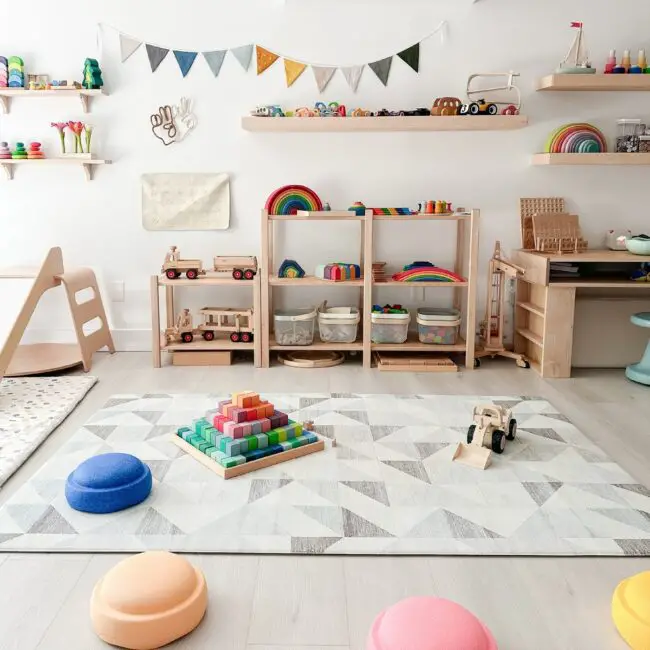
left=0, top=377, right=97, bottom=487
left=1, top=393, right=649, bottom=555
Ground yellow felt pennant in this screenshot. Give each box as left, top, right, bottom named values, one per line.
left=256, top=46, right=280, bottom=75
left=284, top=58, right=307, bottom=87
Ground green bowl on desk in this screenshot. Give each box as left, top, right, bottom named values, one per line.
left=626, top=236, right=650, bottom=255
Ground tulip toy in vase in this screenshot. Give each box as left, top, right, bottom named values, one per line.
left=50, top=121, right=95, bottom=159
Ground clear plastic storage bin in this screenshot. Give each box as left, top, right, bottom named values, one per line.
left=318, top=307, right=360, bottom=343
left=274, top=308, right=317, bottom=345
left=371, top=312, right=411, bottom=344
left=417, top=308, right=461, bottom=344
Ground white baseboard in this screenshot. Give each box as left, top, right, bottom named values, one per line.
left=21, top=328, right=153, bottom=352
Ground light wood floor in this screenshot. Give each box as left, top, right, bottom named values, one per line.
left=1, top=352, right=650, bottom=650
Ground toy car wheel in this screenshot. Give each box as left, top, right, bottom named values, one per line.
left=487, top=104, right=498, bottom=115
left=241, top=332, right=252, bottom=343
left=516, top=358, right=530, bottom=369
left=186, top=269, right=198, bottom=280
left=232, top=269, right=244, bottom=280
left=203, top=330, right=215, bottom=341
left=182, top=332, right=194, bottom=343
left=469, top=103, right=480, bottom=115
left=166, top=270, right=177, bottom=279
left=244, top=269, right=255, bottom=280
left=474, top=358, right=481, bottom=368
left=467, top=424, right=476, bottom=444
left=230, top=332, right=241, bottom=343
left=507, top=419, right=517, bottom=441
left=491, top=430, right=506, bottom=454
left=459, top=104, right=469, bottom=115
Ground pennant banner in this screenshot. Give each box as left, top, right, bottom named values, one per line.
left=120, top=34, right=142, bottom=63
left=116, top=20, right=448, bottom=89
left=203, top=50, right=226, bottom=78
left=342, top=65, right=364, bottom=92
left=231, top=44, right=254, bottom=71
left=257, top=46, right=279, bottom=75
left=146, top=44, right=169, bottom=73
left=397, top=43, right=420, bottom=73
left=173, top=50, right=198, bottom=77
left=313, top=66, right=336, bottom=93
left=284, top=59, right=307, bottom=87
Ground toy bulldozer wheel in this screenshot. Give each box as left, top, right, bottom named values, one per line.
left=467, top=424, right=476, bottom=444
left=507, top=419, right=517, bottom=441
left=491, top=430, right=506, bottom=454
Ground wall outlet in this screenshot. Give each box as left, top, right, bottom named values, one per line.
left=109, top=281, right=125, bottom=302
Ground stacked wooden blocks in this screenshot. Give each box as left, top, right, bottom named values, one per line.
left=176, top=391, right=319, bottom=472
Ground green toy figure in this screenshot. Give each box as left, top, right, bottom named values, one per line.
left=82, top=58, right=103, bottom=89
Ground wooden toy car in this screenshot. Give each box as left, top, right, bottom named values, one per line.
left=452, top=404, right=517, bottom=469
left=162, top=259, right=205, bottom=280
left=461, top=72, right=522, bottom=116
left=459, top=98, right=499, bottom=116
left=402, top=108, right=431, bottom=116
left=213, top=256, right=258, bottom=280
left=431, top=97, right=462, bottom=116
left=198, top=308, right=254, bottom=343
left=251, top=105, right=284, bottom=117
left=161, top=324, right=196, bottom=345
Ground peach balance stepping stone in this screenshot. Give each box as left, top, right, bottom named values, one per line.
left=367, top=596, right=497, bottom=650
left=91, top=551, right=208, bottom=650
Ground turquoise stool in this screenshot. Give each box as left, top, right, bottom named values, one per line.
left=626, top=312, right=650, bottom=386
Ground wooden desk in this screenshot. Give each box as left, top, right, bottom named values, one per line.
left=511, top=249, right=650, bottom=378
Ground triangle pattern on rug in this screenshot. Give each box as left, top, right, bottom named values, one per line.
left=522, top=482, right=563, bottom=507
left=342, top=507, right=393, bottom=537
left=27, top=506, right=76, bottom=535
left=299, top=396, right=331, bottom=409
left=291, top=536, right=342, bottom=554
left=0, top=533, right=21, bottom=545
left=136, top=411, right=164, bottom=424
left=341, top=481, right=389, bottom=506
left=614, top=484, right=650, bottom=498
left=146, top=460, right=173, bottom=482
left=381, top=460, right=431, bottom=484
left=521, top=428, right=566, bottom=443
left=336, top=410, right=369, bottom=425
left=414, top=442, right=450, bottom=459
left=249, top=479, right=293, bottom=503
left=83, top=425, right=117, bottom=440
left=370, top=426, right=401, bottom=441
left=136, top=507, right=183, bottom=535
left=296, top=506, right=344, bottom=535
left=103, top=397, right=139, bottom=409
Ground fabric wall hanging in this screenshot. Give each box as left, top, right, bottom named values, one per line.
left=142, top=173, right=231, bottom=231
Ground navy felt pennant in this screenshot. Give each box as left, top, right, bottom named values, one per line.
left=173, top=50, right=198, bottom=77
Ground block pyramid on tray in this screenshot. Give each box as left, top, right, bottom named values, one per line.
left=176, top=391, right=319, bottom=470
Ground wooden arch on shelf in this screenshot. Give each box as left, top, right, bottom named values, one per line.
left=0, top=247, right=115, bottom=378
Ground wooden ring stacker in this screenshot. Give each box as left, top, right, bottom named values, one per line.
left=277, top=351, right=344, bottom=368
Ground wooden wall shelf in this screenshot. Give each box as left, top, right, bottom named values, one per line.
left=0, top=158, right=111, bottom=181
left=242, top=115, right=528, bottom=133
left=0, top=88, right=106, bottom=114
left=531, top=153, right=650, bottom=166
left=537, top=74, right=650, bottom=92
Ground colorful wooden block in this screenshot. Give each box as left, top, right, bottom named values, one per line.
left=254, top=433, right=268, bottom=449
left=238, top=437, right=250, bottom=453
left=269, top=412, right=289, bottom=428
left=234, top=391, right=260, bottom=408
left=267, top=431, right=279, bottom=446
left=242, top=443, right=284, bottom=463
left=219, top=454, right=246, bottom=468
left=212, top=414, right=227, bottom=432
left=177, top=426, right=192, bottom=437
left=192, top=418, right=210, bottom=435
left=245, top=435, right=258, bottom=451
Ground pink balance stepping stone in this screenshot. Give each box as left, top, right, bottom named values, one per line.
left=367, top=596, right=497, bottom=650
left=91, top=551, right=208, bottom=650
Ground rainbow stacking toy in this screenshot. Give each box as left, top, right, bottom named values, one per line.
left=172, top=391, right=324, bottom=478
left=315, top=263, right=361, bottom=281
left=392, top=263, right=465, bottom=283
left=544, top=123, right=607, bottom=153
left=265, top=184, right=323, bottom=215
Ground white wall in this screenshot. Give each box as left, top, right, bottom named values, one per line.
left=2, top=0, right=650, bottom=349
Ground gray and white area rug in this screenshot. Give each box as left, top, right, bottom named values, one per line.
left=0, top=376, right=97, bottom=487
left=1, top=393, right=649, bottom=555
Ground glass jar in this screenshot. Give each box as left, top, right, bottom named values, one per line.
left=616, top=119, right=644, bottom=153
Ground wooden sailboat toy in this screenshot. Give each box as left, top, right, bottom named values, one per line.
left=557, top=21, right=596, bottom=74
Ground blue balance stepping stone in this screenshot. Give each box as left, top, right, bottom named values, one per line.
left=65, top=453, right=152, bottom=514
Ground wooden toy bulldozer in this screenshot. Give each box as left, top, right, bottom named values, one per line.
left=452, top=404, right=517, bottom=469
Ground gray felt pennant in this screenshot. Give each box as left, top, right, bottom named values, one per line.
left=342, top=65, right=364, bottom=92
left=231, top=44, right=254, bottom=71
left=146, top=44, right=170, bottom=73
left=368, top=57, right=393, bottom=86
left=312, top=66, right=337, bottom=93
left=203, top=50, right=227, bottom=78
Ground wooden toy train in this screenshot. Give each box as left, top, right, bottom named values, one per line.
left=162, top=308, right=254, bottom=345
left=162, top=247, right=258, bottom=281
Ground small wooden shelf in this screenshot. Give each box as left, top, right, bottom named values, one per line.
left=550, top=278, right=650, bottom=289
left=373, top=213, right=468, bottom=221
left=537, top=74, right=650, bottom=92
left=158, top=276, right=255, bottom=287
left=269, top=211, right=363, bottom=221
left=0, top=88, right=106, bottom=114
left=515, top=328, right=543, bottom=347
left=371, top=335, right=467, bottom=353
left=270, top=336, right=363, bottom=351
left=162, top=339, right=254, bottom=352
left=1, top=158, right=111, bottom=181
left=242, top=115, right=528, bottom=133
left=516, top=301, right=545, bottom=318
left=374, top=280, right=468, bottom=288
left=270, top=275, right=364, bottom=287
left=532, top=153, right=650, bottom=166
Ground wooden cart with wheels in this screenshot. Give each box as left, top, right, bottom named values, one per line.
left=198, top=308, right=254, bottom=343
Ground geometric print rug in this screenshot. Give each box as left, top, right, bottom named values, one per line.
left=1, top=393, right=649, bottom=556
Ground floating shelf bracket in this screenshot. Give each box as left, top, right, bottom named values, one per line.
left=1, top=163, right=13, bottom=180
left=0, top=95, right=10, bottom=113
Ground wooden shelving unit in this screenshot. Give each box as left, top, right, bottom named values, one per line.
left=243, top=115, right=528, bottom=133
left=0, top=88, right=105, bottom=114
left=537, top=74, right=650, bottom=92
left=150, top=274, right=261, bottom=367
left=532, top=153, right=650, bottom=166
left=260, top=209, right=480, bottom=370
left=0, top=158, right=111, bottom=181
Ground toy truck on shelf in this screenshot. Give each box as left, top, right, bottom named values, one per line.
left=161, top=246, right=205, bottom=280
left=452, top=404, right=517, bottom=469
left=213, top=256, right=258, bottom=280
left=198, top=308, right=254, bottom=343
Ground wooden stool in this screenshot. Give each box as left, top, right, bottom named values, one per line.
left=626, top=312, right=650, bottom=386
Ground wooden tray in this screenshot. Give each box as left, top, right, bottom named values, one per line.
left=374, top=352, right=457, bottom=372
